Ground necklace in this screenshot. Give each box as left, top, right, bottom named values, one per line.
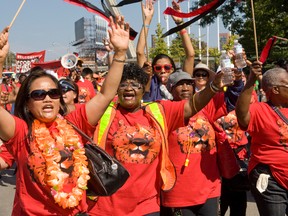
left=28, top=117, right=90, bottom=209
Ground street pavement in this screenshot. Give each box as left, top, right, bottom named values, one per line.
left=0, top=165, right=259, bottom=216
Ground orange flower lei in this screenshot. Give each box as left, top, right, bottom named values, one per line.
left=29, top=117, right=90, bottom=209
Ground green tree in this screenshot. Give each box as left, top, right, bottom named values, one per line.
left=194, top=0, right=288, bottom=64
left=149, top=23, right=169, bottom=59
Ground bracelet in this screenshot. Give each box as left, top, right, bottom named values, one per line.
left=180, top=29, right=187, bottom=35
left=0, top=78, right=2, bottom=84
left=175, top=20, right=184, bottom=25
left=143, top=24, right=150, bottom=28
left=108, top=51, right=115, bottom=56
left=210, top=82, right=220, bottom=93
left=112, top=58, right=125, bottom=63
left=192, top=93, right=198, bottom=113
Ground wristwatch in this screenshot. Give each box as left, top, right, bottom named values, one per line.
left=0, top=78, right=2, bottom=84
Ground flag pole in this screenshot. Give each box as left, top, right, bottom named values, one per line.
left=9, top=0, right=27, bottom=29
left=140, top=2, right=149, bottom=60
left=250, top=0, right=258, bottom=61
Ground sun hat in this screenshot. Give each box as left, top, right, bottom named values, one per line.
left=167, top=69, right=194, bottom=92
left=193, top=62, right=215, bottom=82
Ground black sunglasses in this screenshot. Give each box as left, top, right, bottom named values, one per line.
left=195, top=72, right=208, bottom=78
left=28, top=89, right=61, bottom=101
left=59, top=80, right=76, bottom=94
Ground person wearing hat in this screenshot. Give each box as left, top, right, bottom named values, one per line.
left=193, top=62, right=216, bottom=92
left=59, top=78, right=79, bottom=113
left=161, top=69, right=244, bottom=216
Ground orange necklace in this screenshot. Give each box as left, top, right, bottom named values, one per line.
left=29, top=117, right=90, bottom=209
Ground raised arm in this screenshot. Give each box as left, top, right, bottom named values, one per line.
left=0, top=27, right=16, bottom=141
left=235, top=61, right=262, bottom=129
left=171, top=0, right=194, bottom=75
left=85, top=16, right=129, bottom=126
left=136, top=0, right=155, bottom=67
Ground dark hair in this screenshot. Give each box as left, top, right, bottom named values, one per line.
left=14, top=68, right=67, bottom=138
left=121, top=63, right=149, bottom=87
left=81, top=67, right=93, bottom=77
left=59, top=78, right=79, bottom=103
left=152, top=54, right=176, bottom=71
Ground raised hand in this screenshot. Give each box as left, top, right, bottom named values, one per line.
left=249, top=61, right=262, bottom=80
left=108, top=16, right=129, bottom=54
left=0, top=27, right=10, bottom=65
left=142, top=0, right=155, bottom=23
left=171, top=0, right=183, bottom=24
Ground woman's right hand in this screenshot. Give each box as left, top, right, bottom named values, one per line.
left=171, top=0, right=183, bottom=24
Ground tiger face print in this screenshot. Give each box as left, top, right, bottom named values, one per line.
left=112, top=121, right=162, bottom=164
left=177, top=117, right=215, bottom=153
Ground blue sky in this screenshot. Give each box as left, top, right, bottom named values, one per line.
left=2, top=0, right=228, bottom=61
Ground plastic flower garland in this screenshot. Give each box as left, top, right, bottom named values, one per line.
left=28, top=117, right=90, bottom=209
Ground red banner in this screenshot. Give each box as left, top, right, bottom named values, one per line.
left=16, top=50, right=46, bottom=73
left=31, top=60, right=68, bottom=78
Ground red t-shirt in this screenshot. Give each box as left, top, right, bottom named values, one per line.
left=246, top=102, right=288, bottom=189
left=76, top=79, right=96, bottom=103
left=0, top=143, right=14, bottom=167
left=88, top=100, right=186, bottom=216
left=162, top=93, right=226, bottom=207
left=4, top=105, right=95, bottom=215
left=215, top=110, right=249, bottom=160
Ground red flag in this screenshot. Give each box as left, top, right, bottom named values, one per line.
left=64, top=0, right=110, bottom=22
left=113, top=0, right=142, bottom=7
left=31, top=60, right=68, bottom=78
left=259, top=37, right=277, bottom=63
left=164, top=0, right=219, bottom=18
left=63, top=0, right=137, bottom=40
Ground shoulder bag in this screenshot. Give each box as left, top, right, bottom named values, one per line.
left=68, top=122, right=130, bottom=196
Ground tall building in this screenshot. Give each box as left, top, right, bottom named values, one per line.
left=72, top=15, right=108, bottom=65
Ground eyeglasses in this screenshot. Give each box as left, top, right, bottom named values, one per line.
left=119, top=82, right=142, bottom=90
left=194, top=72, right=208, bottom=78
left=28, top=89, right=61, bottom=101
left=153, top=64, right=173, bottom=73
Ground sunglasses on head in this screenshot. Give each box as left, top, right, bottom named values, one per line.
left=59, top=80, right=76, bottom=94
left=153, top=64, right=173, bottom=73
left=28, top=89, right=61, bottom=101
left=195, top=72, right=208, bottom=78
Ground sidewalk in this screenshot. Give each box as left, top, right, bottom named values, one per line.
left=0, top=166, right=259, bottom=215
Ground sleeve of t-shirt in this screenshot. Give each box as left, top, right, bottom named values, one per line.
left=4, top=116, right=28, bottom=159
left=203, top=92, right=227, bottom=122
left=225, top=79, right=244, bottom=113
left=65, top=104, right=96, bottom=138
left=0, top=144, right=14, bottom=167
left=160, top=100, right=186, bottom=133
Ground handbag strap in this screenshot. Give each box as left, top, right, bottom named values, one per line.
left=66, top=120, right=95, bottom=144
left=267, top=101, right=288, bottom=125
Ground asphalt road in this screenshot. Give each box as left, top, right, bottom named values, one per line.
left=0, top=165, right=259, bottom=216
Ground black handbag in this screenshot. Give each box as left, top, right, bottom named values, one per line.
left=68, top=122, right=130, bottom=196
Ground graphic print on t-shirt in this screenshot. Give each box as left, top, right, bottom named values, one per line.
left=176, top=117, right=215, bottom=153
left=216, top=111, right=244, bottom=144
left=277, top=119, right=288, bottom=150
left=112, top=120, right=161, bottom=164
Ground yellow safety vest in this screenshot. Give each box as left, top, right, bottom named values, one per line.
left=93, top=102, right=176, bottom=191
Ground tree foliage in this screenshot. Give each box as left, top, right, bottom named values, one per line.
left=194, top=0, right=288, bottom=65
left=149, top=23, right=169, bottom=59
